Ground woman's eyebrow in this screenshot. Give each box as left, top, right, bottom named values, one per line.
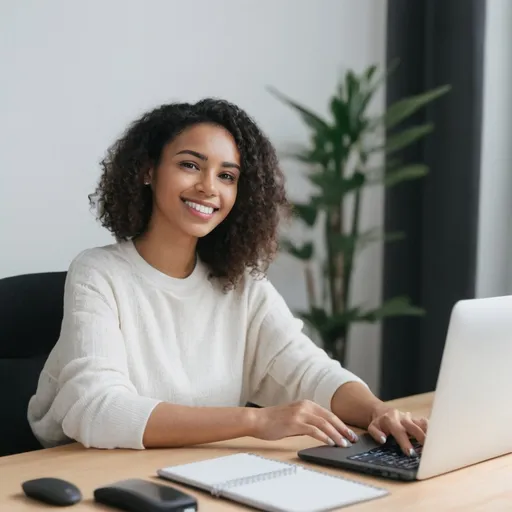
left=175, top=149, right=207, bottom=160
left=176, top=149, right=240, bottom=170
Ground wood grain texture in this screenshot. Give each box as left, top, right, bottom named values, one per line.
left=1, top=392, right=511, bottom=511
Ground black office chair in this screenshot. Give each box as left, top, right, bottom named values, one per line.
left=0, top=271, right=67, bottom=457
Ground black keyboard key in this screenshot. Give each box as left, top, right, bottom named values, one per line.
left=347, top=440, right=422, bottom=470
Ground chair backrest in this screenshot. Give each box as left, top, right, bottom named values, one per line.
left=0, top=271, right=66, bottom=457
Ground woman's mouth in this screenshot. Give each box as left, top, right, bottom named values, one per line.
left=182, top=199, right=218, bottom=220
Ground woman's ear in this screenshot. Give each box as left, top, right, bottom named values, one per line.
left=144, top=168, right=154, bottom=186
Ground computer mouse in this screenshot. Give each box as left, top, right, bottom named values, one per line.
left=22, top=477, right=82, bottom=506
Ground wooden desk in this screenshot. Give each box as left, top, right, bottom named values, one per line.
left=1, top=392, right=510, bottom=511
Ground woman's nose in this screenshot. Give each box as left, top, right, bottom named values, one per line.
left=196, top=171, right=217, bottom=196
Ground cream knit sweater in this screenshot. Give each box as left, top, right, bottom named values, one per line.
left=27, top=241, right=366, bottom=450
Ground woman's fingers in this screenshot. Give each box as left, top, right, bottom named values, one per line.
left=298, top=401, right=358, bottom=445
left=367, top=423, right=388, bottom=445
left=412, top=417, right=428, bottom=433
left=378, top=414, right=415, bottom=456
left=316, top=406, right=359, bottom=444
left=403, top=417, right=427, bottom=444
left=291, top=400, right=357, bottom=447
left=370, top=411, right=428, bottom=456
left=304, top=413, right=352, bottom=447
left=293, top=400, right=428, bottom=457
left=303, top=424, right=339, bottom=447
left=392, top=427, right=417, bottom=456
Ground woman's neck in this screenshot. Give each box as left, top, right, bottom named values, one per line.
left=133, top=224, right=197, bottom=279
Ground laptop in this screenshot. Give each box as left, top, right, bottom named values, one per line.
left=298, top=295, right=512, bottom=481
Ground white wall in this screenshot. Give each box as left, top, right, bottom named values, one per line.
left=0, top=0, right=387, bottom=391
left=476, top=0, right=512, bottom=298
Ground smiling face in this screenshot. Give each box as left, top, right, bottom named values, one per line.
left=146, top=123, right=240, bottom=242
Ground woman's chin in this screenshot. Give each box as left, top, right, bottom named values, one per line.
left=182, top=223, right=219, bottom=239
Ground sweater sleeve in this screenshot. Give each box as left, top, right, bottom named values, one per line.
left=27, top=256, right=161, bottom=450
left=245, top=279, right=368, bottom=411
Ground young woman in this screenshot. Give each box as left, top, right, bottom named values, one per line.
left=28, top=99, right=427, bottom=457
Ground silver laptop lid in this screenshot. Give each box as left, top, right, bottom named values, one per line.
left=417, top=295, right=512, bottom=480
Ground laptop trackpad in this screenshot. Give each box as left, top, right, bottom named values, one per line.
left=299, top=433, right=380, bottom=461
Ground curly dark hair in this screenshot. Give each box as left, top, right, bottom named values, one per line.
left=89, top=98, right=290, bottom=289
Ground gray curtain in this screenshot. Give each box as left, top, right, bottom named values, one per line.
left=380, top=0, right=486, bottom=399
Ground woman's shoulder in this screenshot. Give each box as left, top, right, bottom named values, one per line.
left=67, top=241, right=134, bottom=279
left=237, top=268, right=284, bottom=310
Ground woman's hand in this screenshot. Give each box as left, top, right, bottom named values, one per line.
left=367, top=403, right=428, bottom=456
left=250, top=399, right=359, bottom=447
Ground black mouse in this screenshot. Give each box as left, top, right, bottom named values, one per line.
left=22, top=477, right=82, bottom=506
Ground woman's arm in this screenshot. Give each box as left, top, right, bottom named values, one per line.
left=144, top=399, right=357, bottom=449
left=330, top=381, right=383, bottom=429
left=331, top=381, right=428, bottom=456
left=242, top=280, right=428, bottom=454
left=143, top=403, right=257, bottom=448
left=244, top=281, right=367, bottom=412
left=29, top=258, right=162, bottom=449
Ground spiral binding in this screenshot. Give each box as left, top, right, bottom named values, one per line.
left=209, top=452, right=385, bottom=498
left=211, top=466, right=297, bottom=497
left=292, top=456, right=389, bottom=493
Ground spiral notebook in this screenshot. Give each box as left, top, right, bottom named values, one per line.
left=157, top=453, right=388, bottom=512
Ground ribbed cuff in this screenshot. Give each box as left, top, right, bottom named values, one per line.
left=313, top=370, right=369, bottom=412
left=85, top=395, right=162, bottom=450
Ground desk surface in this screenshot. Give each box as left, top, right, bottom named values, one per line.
left=1, top=392, right=511, bottom=511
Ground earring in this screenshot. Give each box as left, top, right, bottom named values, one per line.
left=144, top=178, right=150, bottom=185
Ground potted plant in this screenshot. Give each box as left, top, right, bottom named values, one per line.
left=269, top=64, right=450, bottom=364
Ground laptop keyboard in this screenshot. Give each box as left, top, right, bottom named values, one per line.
left=347, top=438, right=422, bottom=470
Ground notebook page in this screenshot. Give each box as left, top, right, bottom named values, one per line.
left=158, top=453, right=290, bottom=490
left=224, top=466, right=388, bottom=512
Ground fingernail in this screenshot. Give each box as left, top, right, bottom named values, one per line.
left=380, top=436, right=387, bottom=444
left=348, top=429, right=358, bottom=442
left=340, top=438, right=352, bottom=448
left=327, top=438, right=336, bottom=446
left=409, top=448, right=417, bottom=457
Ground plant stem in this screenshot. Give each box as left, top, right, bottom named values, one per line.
left=343, top=188, right=361, bottom=310
left=335, top=328, right=348, bottom=364
left=331, top=208, right=344, bottom=314
left=304, top=263, right=316, bottom=310
left=332, top=150, right=345, bottom=319
left=325, top=210, right=338, bottom=317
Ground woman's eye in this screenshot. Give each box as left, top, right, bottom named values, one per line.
left=180, top=161, right=199, bottom=171
left=220, top=173, right=236, bottom=182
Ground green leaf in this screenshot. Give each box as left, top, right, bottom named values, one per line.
left=362, top=59, right=400, bottom=118
left=366, top=163, right=428, bottom=186
left=357, top=228, right=405, bottom=248
left=339, top=71, right=374, bottom=141
left=267, top=86, right=330, bottom=134
left=281, top=142, right=330, bottom=168
left=280, top=147, right=318, bottom=164
left=358, top=296, right=425, bottom=322
left=300, top=308, right=358, bottom=345
left=383, top=164, right=428, bottom=187
left=309, top=171, right=365, bottom=206
left=329, top=97, right=350, bottom=137
left=382, top=231, right=406, bottom=243
left=386, top=124, right=433, bottom=153
left=330, top=233, right=358, bottom=254
left=299, top=297, right=424, bottom=345
left=365, top=64, right=378, bottom=81
left=345, top=70, right=360, bottom=103
left=310, top=131, right=338, bottom=168
left=280, top=239, right=314, bottom=260
left=384, top=58, right=400, bottom=79
left=385, top=84, right=451, bottom=129
left=292, top=202, right=318, bottom=227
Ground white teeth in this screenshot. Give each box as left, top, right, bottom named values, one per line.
left=184, top=200, right=214, bottom=215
